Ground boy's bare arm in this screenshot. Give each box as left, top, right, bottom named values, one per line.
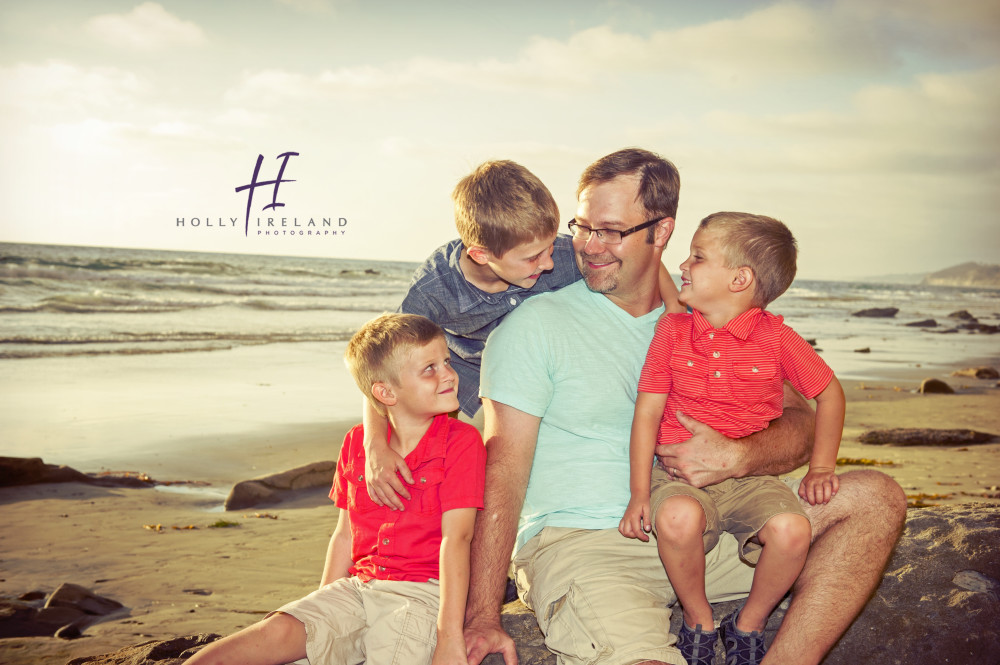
left=464, top=399, right=539, bottom=665
left=620, top=391, right=668, bottom=541
left=319, top=509, right=354, bottom=587
left=657, top=262, right=685, bottom=313
left=656, top=382, right=815, bottom=488
left=799, top=377, right=846, bottom=505
left=433, top=507, right=478, bottom=665
left=361, top=397, right=413, bottom=509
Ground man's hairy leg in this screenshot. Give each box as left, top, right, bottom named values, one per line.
left=762, top=470, right=906, bottom=665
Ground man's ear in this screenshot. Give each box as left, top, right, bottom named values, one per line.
left=730, top=266, right=755, bottom=294
left=653, top=217, right=675, bottom=248
left=372, top=382, right=397, bottom=408
left=466, top=245, right=492, bottom=266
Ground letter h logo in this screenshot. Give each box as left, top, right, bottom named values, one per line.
left=235, top=151, right=299, bottom=236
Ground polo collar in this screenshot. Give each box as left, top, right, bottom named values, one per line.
left=692, top=308, right=765, bottom=341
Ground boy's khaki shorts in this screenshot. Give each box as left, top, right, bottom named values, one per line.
left=274, top=577, right=439, bottom=665
left=511, top=477, right=804, bottom=665
left=650, top=469, right=809, bottom=564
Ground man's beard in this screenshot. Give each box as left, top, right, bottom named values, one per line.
left=576, top=250, right=622, bottom=294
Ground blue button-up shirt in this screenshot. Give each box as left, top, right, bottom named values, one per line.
left=399, top=234, right=581, bottom=416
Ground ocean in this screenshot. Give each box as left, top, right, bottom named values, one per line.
left=2, top=242, right=997, bottom=381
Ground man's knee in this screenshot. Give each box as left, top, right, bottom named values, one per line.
left=806, top=470, right=906, bottom=537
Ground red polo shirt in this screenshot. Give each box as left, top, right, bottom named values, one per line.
left=331, top=414, right=486, bottom=583
left=638, top=308, right=833, bottom=444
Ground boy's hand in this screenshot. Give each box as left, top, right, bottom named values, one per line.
left=432, top=631, right=471, bottom=665
left=365, top=444, right=413, bottom=510
left=618, top=497, right=652, bottom=542
left=798, top=467, right=839, bottom=505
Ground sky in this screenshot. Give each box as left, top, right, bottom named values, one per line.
left=0, top=0, right=997, bottom=280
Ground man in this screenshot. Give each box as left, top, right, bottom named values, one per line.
left=463, top=148, right=906, bottom=665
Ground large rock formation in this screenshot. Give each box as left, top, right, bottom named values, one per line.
left=922, top=262, right=1000, bottom=290
left=0, top=583, right=124, bottom=640
left=223, top=460, right=335, bottom=510
left=68, top=505, right=999, bottom=665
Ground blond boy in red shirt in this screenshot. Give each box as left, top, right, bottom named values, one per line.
left=620, top=212, right=845, bottom=665
left=188, top=314, right=485, bottom=665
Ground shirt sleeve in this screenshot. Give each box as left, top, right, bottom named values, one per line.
left=330, top=426, right=360, bottom=509
left=778, top=324, right=835, bottom=399
left=637, top=314, right=677, bottom=394
left=440, top=423, right=486, bottom=512
left=398, top=279, right=442, bottom=319
left=480, top=303, right=553, bottom=418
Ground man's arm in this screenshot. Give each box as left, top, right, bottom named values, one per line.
left=464, top=399, right=539, bottom=665
left=655, top=382, right=815, bottom=488
left=319, top=508, right=353, bottom=587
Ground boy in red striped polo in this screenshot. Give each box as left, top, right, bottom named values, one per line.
left=619, top=212, right=845, bottom=665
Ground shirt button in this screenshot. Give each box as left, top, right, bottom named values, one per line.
left=509, top=297, right=517, bottom=306
left=752, top=366, right=759, bottom=373
left=709, top=333, right=715, bottom=339
left=419, top=477, right=427, bottom=484
left=686, top=360, right=694, bottom=367
left=712, top=351, right=720, bottom=358
left=378, top=566, right=386, bottom=571
left=382, top=538, right=390, bottom=545
left=714, top=371, right=721, bottom=378
left=356, top=475, right=363, bottom=482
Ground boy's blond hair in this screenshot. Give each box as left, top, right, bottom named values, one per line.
left=698, top=212, right=798, bottom=308
left=345, top=313, right=446, bottom=416
left=453, top=160, right=559, bottom=257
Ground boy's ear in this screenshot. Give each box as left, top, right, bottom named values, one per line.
left=730, top=266, right=755, bottom=294
left=372, top=382, right=397, bottom=408
left=466, top=245, right=493, bottom=266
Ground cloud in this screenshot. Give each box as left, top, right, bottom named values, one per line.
left=85, top=2, right=205, bottom=51
left=0, top=61, right=147, bottom=115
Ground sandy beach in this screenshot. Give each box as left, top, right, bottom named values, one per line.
left=1, top=342, right=998, bottom=664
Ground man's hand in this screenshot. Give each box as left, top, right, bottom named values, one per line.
left=364, top=443, right=413, bottom=510
left=464, top=619, right=518, bottom=665
left=655, top=410, right=742, bottom=489
left=619, top=497, right=652, bottom=542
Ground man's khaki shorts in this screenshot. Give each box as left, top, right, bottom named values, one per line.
left=274, top=577, right=439, bottom=665
left=650, top=469, right=809, bottom=564
left=511, top=478, right=804, bottom=665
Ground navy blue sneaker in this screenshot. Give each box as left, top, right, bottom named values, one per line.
left=677, top=620, right=717, bottom=665
left=719, top=610, right=766, bottom=665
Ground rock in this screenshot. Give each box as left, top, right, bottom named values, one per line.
left=46, top=582, right=124, bottom=616
left=854, top=347, right=871, bottom=353
left=904, top=318, right=937, bottom=327
left=858, top=428, right=995, bottom=445
left=947, top=309, right=978, bottom=321
left=65, top=633, right=222, bottom=664
left=224, top=460, right=335, bottom=510
left=0, top=456, right=157, bottom=488
left=0, top=584, right=123, bottom=639
left=83, top=505, right=999, bottom=665
left=952, top=366, right=1000, bottom=380
left=851, top=307, right=899, bottom=318
left=0, top=457, right=92, bottom=487
left=919, top=378, right=954, bottom=394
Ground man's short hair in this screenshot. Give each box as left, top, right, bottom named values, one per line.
left=453, top=160, right=560, bottom=257
left=698, top=212, right=798, bottom=308
left=345, top=313, right=446, bottom=416
left=577, top=148, right=680, bottom=241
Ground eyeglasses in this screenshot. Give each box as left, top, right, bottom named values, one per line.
left=567, top=217, right=663, bottom=245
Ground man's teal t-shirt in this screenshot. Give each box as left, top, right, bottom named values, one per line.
left=480, top=280, right=664, bottom=553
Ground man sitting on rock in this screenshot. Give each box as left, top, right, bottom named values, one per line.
left=461, top=147, right=907, bottom=665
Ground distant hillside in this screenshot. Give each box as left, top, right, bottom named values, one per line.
left=922, top=262, right=1000, bottom=289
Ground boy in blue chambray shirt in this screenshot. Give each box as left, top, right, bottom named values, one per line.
left=363, top=159, right=683, bottom=509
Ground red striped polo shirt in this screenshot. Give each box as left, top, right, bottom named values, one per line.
left=638, top=308, right=833, bottom=444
